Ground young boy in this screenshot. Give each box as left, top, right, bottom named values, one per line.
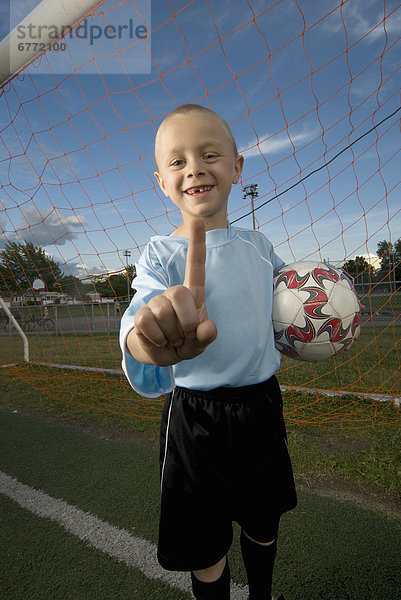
left=119, top=104, right=297, bottom=600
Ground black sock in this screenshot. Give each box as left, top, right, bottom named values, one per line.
left=190, top=560, right=230, bottom=600
left=240, top=530, right=277, bottom=600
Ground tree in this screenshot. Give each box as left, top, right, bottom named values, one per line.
left=377, top=239, right=401, bottom=281
left=0, top=241, right=67, bottom=294
left=343, top=256, right=372, bottom=282
left=58, top=274, right=92, bottom=302
left=92, top=265, right=136, bottom=298
left=93, top=274, right=127, bottom=298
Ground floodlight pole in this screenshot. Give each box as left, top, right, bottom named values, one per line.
left=243, top=184, right=259, bottom=230
left=123, top=250, right=131, bottom=301
left=391, top=246, right=396, bottom=292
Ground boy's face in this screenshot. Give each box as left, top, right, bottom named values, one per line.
left=154, top=112, right=243, bottom=230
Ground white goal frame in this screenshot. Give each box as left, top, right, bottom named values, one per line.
left=0, top=0, right=104, bottom=85
left=0, top=297, right=29, bottom=362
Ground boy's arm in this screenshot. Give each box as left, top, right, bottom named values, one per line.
left=127, top=220, right=217, bottom=367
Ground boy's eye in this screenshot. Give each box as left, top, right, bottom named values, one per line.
left=204, top=153, right=218, bottom=160
left=170, top=158, right=184, bottom=167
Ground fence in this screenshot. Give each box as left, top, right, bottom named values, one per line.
left=0, top=302, right=130, bottom=335
left=1, top=282, right=400, bottom=336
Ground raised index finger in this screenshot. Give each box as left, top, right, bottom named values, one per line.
left=183, top=220, right=206, bottom=291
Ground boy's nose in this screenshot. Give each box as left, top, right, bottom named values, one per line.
left=186, top=159, right=205, bottom=178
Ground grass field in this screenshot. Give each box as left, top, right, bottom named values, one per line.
left=0, top=380, right=400, bottom=600
left=1, top=325, right=400, bottom=396
left=1, top=310, right=400, bottom=598
left=360, top=291, right=401, bottom=312
left=0, top=374, right=400, bottom=497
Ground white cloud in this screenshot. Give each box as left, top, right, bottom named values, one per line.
left=0, top=216, right=7, bottom=249
left=351, top=2, right=401, bottom=42
left=321, top=0, right=401, bottom=42
left=357, top=253, right=381, bottom=269
left=60, top=261, right=108, bottom=280
left=2, top=205, right=86, bottom=247
left=240, top=130, right=313, bottom=158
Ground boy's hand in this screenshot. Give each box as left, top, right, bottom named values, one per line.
left=129, top=220, right=217, bottom=366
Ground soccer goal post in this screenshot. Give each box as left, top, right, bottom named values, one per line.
left=0, top=0, right=104, bottom=85
left=0, top=297, right=29, bottom=363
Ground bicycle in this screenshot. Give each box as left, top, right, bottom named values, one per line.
left=22, top=314, right=54, bottom=332
left=0, top=314, right=9, bottom=330
left=0, top=313, right=24, bottom=331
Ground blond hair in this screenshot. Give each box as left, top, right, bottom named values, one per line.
left=155, top=103, right=238, bottom=158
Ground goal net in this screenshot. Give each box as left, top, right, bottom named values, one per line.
left=0, top=0, right=400, bottom=428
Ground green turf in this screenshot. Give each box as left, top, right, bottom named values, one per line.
left=0, top=333, right=121, bottom=371
left=0, top=495, right=190, bottom=600
left=273, top=493, right=401, bottom=599
left=0, top=372, right=162, bottom=441
left=0, top=409, right=160, bottom=542
left=0, top=376, right=400, bottom=496
left=279, top=327, right=401, bottom=394
left=287, top=422, right=401, bottom=498
left=1, top=409, right=400, bottom=599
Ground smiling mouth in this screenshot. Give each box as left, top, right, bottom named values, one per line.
left=185, top=185, right=214, bottom=195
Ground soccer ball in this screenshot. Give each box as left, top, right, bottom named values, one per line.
left=272, top=261, right=361, bottom=361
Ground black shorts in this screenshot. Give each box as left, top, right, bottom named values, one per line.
left=157, top=375, right=297, bottom=572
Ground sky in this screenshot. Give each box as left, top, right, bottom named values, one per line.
left=0, top=0, right=400, bottom=282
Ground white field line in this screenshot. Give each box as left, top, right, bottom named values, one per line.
left=0, top=470, right=248, bottom=599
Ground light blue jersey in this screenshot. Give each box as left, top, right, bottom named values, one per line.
left=120, top=224, right=284, bottom=398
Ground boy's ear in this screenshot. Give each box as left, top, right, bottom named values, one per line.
left=232, top=155, right=244, bottom=184
left=154, top=171, right=169, bottom=197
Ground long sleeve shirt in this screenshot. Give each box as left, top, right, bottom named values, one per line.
left=119, top=224, right=284, bottom=398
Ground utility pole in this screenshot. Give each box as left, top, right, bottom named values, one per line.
left=243, top=184, right=259, bottom=230
left=123, top=250, right=131, bottom=301
left=391, top=245, right=396, bottom=292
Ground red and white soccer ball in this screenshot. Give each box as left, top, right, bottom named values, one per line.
left=273, top=261, right=361, bottom=361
